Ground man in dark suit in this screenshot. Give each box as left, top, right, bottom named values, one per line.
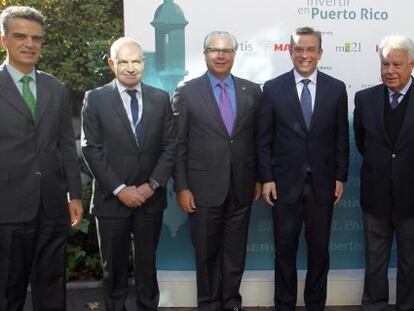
left=257, top=26, right=349, bottom=311
left=0, top=6, right=83, bottom=311
left=82, top=37, right=175, bottom=311
left=172, top=31, right=262, bottom=311
left=354, top=34, right=414, bottom=311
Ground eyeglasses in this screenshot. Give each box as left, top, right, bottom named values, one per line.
left=205, top=48, right=235, bottom=55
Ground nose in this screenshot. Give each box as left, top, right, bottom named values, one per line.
left=301, top=49, right=310, bottom=58
left=126, top=62, right=135, bottom=72
left=24, top=37, right=34, bottom=47
left=386, top=65, right=396, bottom=74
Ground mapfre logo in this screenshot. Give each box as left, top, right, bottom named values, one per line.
left=273, top=43, right=290, bottom=52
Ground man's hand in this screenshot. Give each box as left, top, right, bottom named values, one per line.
left=137, top=183, right=155, bottom=201
left=117, top=186, right=145, bottom=208
left=177, top=189, right=196, bottom=213
left=334, top=180, right=344, bottom=206
left=253, top=182, right=262, bottom=201
left=69, top=198, right=83, bottom=229
left=262, top=181, right=277, bottom=206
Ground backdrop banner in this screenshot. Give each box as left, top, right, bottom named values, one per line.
left=124, top=0, right=413, bottom=270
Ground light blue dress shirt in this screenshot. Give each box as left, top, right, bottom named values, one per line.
left=207, top=71, right=237, bottom=119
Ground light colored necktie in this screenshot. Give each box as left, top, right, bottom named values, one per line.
left=390, top=92, right=402, bottom=109
left=20, top=75, right=36, bottom=119
left=218, top=81, right=234, bottom=134
left=300, top=79, right=312, bottom=128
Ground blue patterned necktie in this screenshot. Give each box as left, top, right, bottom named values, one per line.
left=218, top=81, right=234, bottom=134
left=390, top=92, right=402, bottom=109
left=20, top=75, right=36, bottom=119
left=126, top=89, right=141, bottom=143
left=300, top=79, right=312, bottom=128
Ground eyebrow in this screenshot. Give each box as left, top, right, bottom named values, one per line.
left=12, top=32, right=43, bottom=39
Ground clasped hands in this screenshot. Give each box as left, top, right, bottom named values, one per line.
left=117, top=183, right=154, bottom=208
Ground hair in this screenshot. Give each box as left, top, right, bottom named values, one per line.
left=110, top=37, right=143, bottom=59
left=0, top=6, right=45, bottom=36
left=379, top=34, right=414, bottom=60
left=203, top=31, right=238, bottom=51
left=290, top=26, right=322, bottom=49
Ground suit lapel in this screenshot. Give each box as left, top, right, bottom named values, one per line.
left=286, top=71, right=308, bottom=132
left=309, top=72, right=325, bottom=132
left=395, top=82, right=414, bottom=147
left=377, top=85, right=392, bottom=148
left=232, top=77, right=247, bottom=137
left=34, top=71, right=52, bottom=126
left=0, top=65, right=33, bottom=121
left=139, top=83, right=152, bottom=148
left=198, top=74, right=229, bottom=137
left=108, top=80, right=139, bottom=148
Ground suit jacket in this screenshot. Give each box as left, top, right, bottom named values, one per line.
left=354, top=83, right=414, bottom=217
left=0, top=64, right=81, bottom=223
left=257, top=70, right=349, bottom=204
left=172, top=73, right=262, bottom=207
left=81, top=80, right=176, bottom=217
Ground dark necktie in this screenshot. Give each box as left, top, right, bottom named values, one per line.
left=300, top=79, right=312, bottom=128
left=218, top=81, right=234, bottom=134
left=20, top=75, right=36, bottom=119
left=126, top=89, right=141, bottom=143
left=390, top=92, right=402, bottom=109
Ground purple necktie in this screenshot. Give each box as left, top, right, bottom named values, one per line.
left=218, top=81, right=234, bottom=134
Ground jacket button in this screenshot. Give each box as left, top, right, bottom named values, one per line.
left=35, top=171, right=42, bottom=177
left=391, top=154, right=396, bottom=159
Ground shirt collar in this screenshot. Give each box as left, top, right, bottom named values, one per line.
left=5, top=62, right=36, bottom=84
left=388, top=77, right=412, bottom=97
left=293, top=69, right=318, bottom=86
left=207, top=71, right=233, bottom=88
left=115, top=79, right=142, bottom=94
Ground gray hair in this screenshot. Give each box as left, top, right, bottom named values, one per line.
left=379, top=34, right=414, bottom=60
left=290, top=26, right=322, bottom=49
left=0, top=6, right=44, bottom=36
left=203, top=31, right=238, bottom=51
left=110, top=37, right=144, bottom=59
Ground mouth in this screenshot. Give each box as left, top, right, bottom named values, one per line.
left=385, top=77, right=398, bottom=82
left=21, top=51, right=36, bottom=57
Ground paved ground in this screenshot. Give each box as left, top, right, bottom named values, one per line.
left=23, top=287, right=373, bottom=310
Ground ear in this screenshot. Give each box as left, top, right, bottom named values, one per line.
left=108, top=58, right=115, bottom=71
left=288, top=48, right=294, bottom=59
left=0, top=35, right=8, bottom=50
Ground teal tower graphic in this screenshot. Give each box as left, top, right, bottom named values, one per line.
left=143, top=0, right=188, bottom=95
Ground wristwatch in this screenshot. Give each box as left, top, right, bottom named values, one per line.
left=148, top=179, right=160, bottom=191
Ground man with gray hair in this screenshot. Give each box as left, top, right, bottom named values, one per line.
left=172, top=31, right=262, bottom=311
left=0, top=5, right=83, bottom=310
left=82, top=37, right=176, bottom=310
left=354, top=34, right=414, bottom=311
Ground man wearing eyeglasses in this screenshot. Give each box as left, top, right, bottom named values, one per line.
left=82, top=37, right=176, bottom=311
left=257, top=26, right=349, bottom=311
left=172, top=31, right=262, bottom=311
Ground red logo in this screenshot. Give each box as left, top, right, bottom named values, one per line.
left=274, top=43, right=290, bottom=51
